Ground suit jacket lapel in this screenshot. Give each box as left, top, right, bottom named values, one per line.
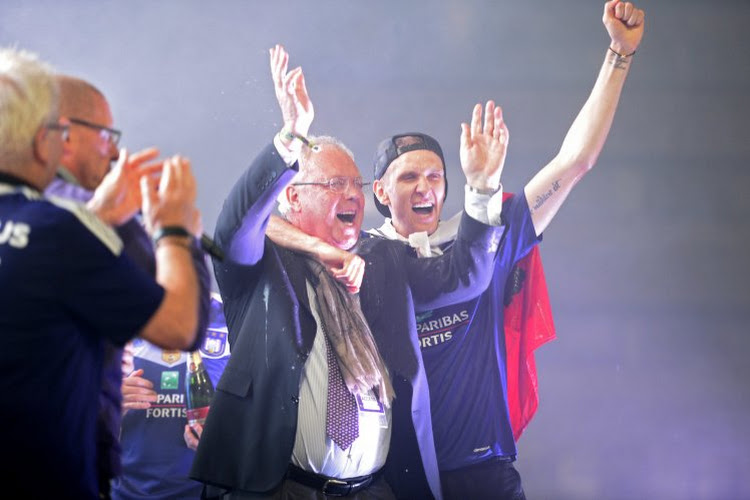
left=275, top=245, right=317, bottom=354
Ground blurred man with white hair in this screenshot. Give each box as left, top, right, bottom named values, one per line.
left=0, top=47, right=204, bottom=499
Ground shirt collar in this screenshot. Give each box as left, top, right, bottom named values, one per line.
left=0, top=171, right=39, bottom=192
left=55, top=166, right=81, bottom=186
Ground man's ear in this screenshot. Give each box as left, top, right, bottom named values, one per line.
left=286, top=185, right=301, bottom=212
left=372, top=179, right=390, bottom=207
left=58, top=132, right=75, bottom=166
left=31, top=127, right=51, bottom=166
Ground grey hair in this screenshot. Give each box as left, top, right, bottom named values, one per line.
left=298, top=135, right=355, bottom=170
left=277, top=135, right=356, bottom=216
left=0, top=47, right=58, bottom=164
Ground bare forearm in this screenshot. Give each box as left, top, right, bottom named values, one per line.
left=139, top=241, right=199, bottom=349
left=557, top=48, right=631, bottom=171
left=526, top=48, right=634, bottom=235
left=267, top=214, right=323, bottom=258
left=268, top=215, right=361, bottom=289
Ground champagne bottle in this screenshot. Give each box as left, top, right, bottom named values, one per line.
left=185, top=350, right=215, bottom=426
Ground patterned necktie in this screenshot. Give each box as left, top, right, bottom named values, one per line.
left=325, top=336, right=359, bottom=450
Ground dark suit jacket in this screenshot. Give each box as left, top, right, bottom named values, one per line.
left=191, top=143, right=501, bottom=499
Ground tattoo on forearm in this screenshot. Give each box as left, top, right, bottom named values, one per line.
left=531, top=179, right=561, bottom=212
left=609, top=53, right=629, bottom=70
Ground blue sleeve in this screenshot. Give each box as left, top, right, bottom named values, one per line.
left=212, top=143, right=298, bottom=300
left=502, top=193, right=542, bottom=265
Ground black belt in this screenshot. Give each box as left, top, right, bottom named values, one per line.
left=287, top=464, right=380, bottom=497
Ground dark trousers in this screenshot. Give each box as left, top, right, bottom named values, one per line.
left=205, top=476, right=396, bottom=500
left=441, top=457, right=526, bottom=500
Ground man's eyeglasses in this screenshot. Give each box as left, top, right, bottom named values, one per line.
left=69, top=117, right=122, bottom=147
left=45, top=122, right=70, bottom=142
left=292, top=176, right=371, bottom=193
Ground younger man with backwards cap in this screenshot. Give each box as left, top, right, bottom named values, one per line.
left=269, top=2, right=645, bottom=498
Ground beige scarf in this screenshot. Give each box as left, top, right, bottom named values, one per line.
left=305, top=258, right=395, bottom=408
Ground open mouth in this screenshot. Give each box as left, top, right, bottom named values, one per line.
left=337, top=211, right=356, bottom=223
left=412, top=203, right=434, bottom=215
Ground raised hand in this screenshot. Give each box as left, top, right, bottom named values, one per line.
left=603, top=1, right=645, bottom=55
left=269, top=44, right=314, bottom=138
left=460, top=100, right=508, bottom=192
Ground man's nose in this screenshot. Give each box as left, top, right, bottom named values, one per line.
left=415, top=175, right=430, bottom=193
left=109, top=142, right=120, bottom=162
left=342, top=179, right=361, bottom=197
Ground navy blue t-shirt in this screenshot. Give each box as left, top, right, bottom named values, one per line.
left=417, top=194, right=541, bottom=471
left=0, top=183, right=164, bottom=498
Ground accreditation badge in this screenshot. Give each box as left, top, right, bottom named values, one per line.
left=356, top=392, right=388, bottom=428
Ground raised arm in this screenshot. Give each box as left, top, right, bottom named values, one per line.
left=266, top=45, right=365, bottom=292
left=406, top=102, right=507, bottom=308
left=214, top=44, right=315, bottom=268
left=524, top=0, right=645, bottom=236
left=270, top=43, right=314, bottom=151
left=459, top=100, right=509, bottom=227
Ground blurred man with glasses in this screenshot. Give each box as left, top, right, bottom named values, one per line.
left=52, top=76, right=122, bottom=192
left=44, top=75, right=211, bottom=499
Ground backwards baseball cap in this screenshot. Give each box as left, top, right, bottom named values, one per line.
left=372, top=132, right=447, bottom=217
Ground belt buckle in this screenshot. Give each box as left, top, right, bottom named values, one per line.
left=322, top=478, right=348, bottom=496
